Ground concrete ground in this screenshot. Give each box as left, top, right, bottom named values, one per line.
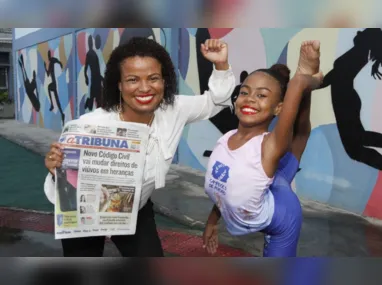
left=0, top=208, right=250, bottom=257
left=1, top=119, right=382, bottom=257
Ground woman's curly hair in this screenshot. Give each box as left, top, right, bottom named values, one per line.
left=101, top=37, right=177, bottom=111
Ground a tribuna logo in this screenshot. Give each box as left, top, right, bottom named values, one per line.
left=63, top=135, right=129, bottom=149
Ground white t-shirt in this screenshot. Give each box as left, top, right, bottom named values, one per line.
left=44, top=66, right=236, bottom=210
left=204, top=130, right=275, bottom=235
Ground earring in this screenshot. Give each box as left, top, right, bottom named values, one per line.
left=118, top=91, right=123, bottom=113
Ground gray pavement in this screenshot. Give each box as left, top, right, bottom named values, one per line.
left=0, top=216, right=182, bottom=257
left=1, top=119, right=382, bottom=257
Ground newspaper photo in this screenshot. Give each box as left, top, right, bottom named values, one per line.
left=54, top=119, right=150, bottom=239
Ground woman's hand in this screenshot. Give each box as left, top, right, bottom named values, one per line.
left=203, top=223, right=219, bottom=255
left=45, top=142, right=64, bottom=176
left=201, top=39, right=229, bottom=70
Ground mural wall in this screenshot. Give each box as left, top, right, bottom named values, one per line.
left=15, top=28, right=382, bottom=220
left=16, top=28, right=168, bottom=130
left=16, top=34, right=75, bottom=130
left=177, top=28, right=382, bottom=220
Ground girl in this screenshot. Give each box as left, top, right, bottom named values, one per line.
left=203, top=40, right=322, bottom=257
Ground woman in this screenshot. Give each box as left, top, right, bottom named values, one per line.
left=44, top=37, right=235, bottom=257
left=203, top=41, right=322, bottom=257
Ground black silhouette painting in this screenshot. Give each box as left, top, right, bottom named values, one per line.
left=45, top=50, right=65, bottom=125
left=195, top=28, right=240, bottom=136
left=118, top=28, right=167, bottom=47
left=18, top=54, right=40, bottom=112
left=119, top=28, right=156, bottom=46
left=84, top=35, right=103, bottom=111
left=320, top=28, right=382, bottom=170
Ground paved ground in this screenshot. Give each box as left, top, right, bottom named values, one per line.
left=1, top=119, right=382, bottom=257
left=0, top=208, right=250, bottom=257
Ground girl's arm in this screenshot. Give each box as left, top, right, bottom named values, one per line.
left=261, top=75, right=311, bottom=178
left=291, top=91, right=312, bottom=162
left=206, top=204, right=221, bottom=225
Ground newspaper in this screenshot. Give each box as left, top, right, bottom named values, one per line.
left=54, top=119, right=150, bottom=239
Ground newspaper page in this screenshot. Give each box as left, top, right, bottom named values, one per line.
left=54, top=119, right=150, bottom=239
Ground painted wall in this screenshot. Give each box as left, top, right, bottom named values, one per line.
left=15, top=28, right=169, bottom=130
left=15, top=33, right=75, bottom=130
left=14, top=28, right=42, bottom=40
left=177, top=28, right=382, bottom=220
left=14, top=28, right=382, bottom=220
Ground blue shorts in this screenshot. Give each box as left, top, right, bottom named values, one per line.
left=261, top=152, right=303, bottom=257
